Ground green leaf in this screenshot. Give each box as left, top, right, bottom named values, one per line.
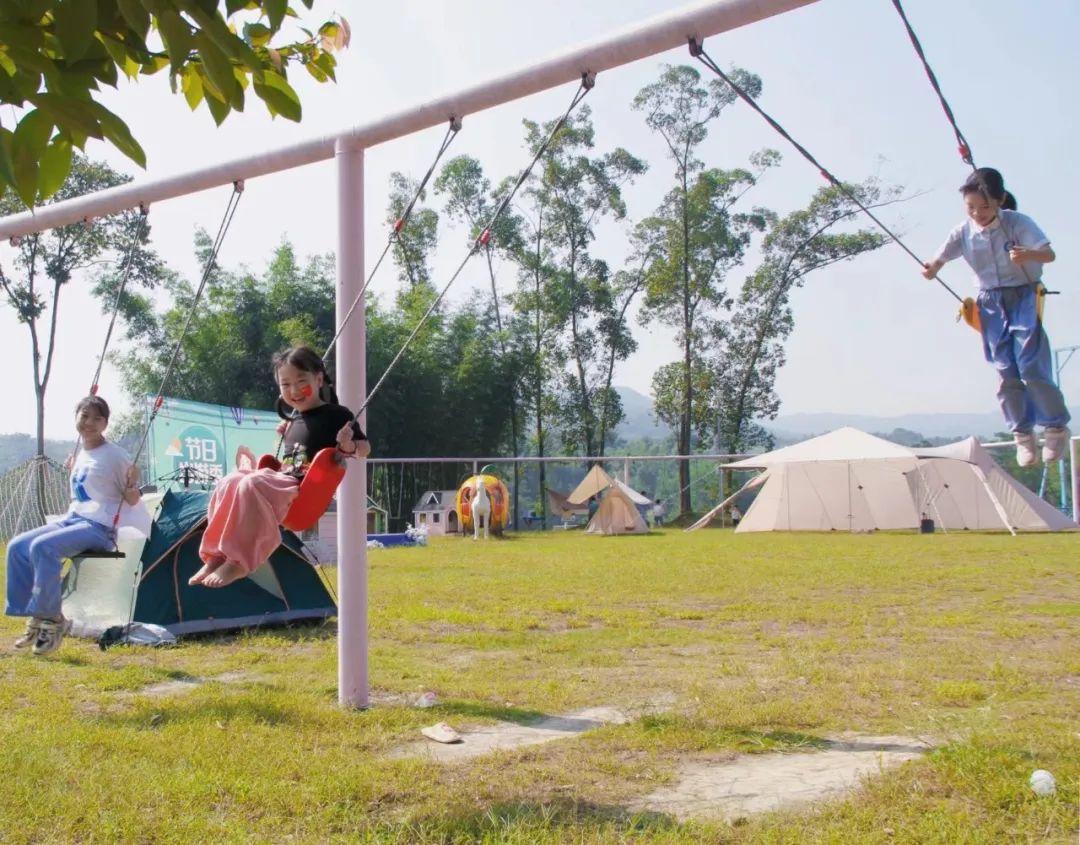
left=155, top=9, right=194, bottom=70
left=0, top=49, right=16, bottom=77
left=313, top=50, right=335, bottom=81
left=253, top=67, right=300, bottom=121
left=11, top=111, right=52, bottom=206
left=203, top=88, right=230, bottom=125
left=0, top=128, right=17, bottom=196
left=86, top=101, right=146, bottom=168
left=242, top=22, right=271, bottom=47
left=31, top=93, right=104, bottom=139
left=116, top=0, right=151, bottom=38
left=265, top=0, right=287, bottom=31
left=37, top=137, right=72, bottom=201
left=181, top=65, right=203, bottom=109
left=194, top=32, right=241, bottom=110
left=139, top=55, right=170, bottom=75
left=51, top=0, right=98, bottom=61
left=225, top=0, right=260, bottom=15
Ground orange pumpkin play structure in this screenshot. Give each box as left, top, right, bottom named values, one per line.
left=456, top=473, right=510, bottom=534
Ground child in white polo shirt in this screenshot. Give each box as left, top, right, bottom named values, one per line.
left=922, top=168, right=1069, bottom=467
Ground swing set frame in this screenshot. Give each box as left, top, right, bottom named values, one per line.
left=0, top=0, right=819, bottom=708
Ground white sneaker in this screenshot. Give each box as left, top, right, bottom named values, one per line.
left=32, top=617, right=72, bottom=656
left=1014, top=432, right=1038, bottom=468
left=13, top=618, right=42, bottom=649
left=1042, top=426, right=1071, bottom=464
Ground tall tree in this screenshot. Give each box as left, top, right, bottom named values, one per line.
left=712, top=180, right=891, bottom=456
left=509, top=180, right=565, bottom=528
left=633, top=63, right=765, bottom=514
left=0, top=154, right=159, bottom=458
left=525, top=106, right=646, bottom=458
left=0, top=0, right=346, bottom=207
left=638, top=158, right=775, bottom=513
left=433, top=155, right=527, bottom=525
left=386, top=172, right=439, bottom=288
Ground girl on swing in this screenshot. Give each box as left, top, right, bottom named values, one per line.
left=922, top=168, right=1069, bottom=468
left=190, top=346, right=370, bottom=588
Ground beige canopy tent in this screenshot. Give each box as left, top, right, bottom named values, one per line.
left=567, top=466, right=649, bottom=535
left=687, top=427, right=1076, bottom=534
left=911, top=437, right=1075, bottom=532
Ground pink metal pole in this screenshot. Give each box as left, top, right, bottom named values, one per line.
left=1071, top=436, right=1079, bottom=525
left=0, top=0, right=819, bottom=239
left=335, top=138, right=368, bottom=708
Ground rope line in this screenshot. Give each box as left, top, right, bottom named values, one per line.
left=90, top=206, right=149, bottom=396
left=889, top=0, right=974, bottom=168
left=690, top=40, right=963, bottom=304
left=130, top=182, right=244, bottom=468
left=323, top=117, right=463, bottom=360
left=358, top=75, right=595, bottom=418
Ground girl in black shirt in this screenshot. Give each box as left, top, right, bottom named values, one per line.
left=192, top=346, right=369, bottom=588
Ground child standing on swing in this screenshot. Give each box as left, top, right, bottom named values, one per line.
left=191, top=346, right=369, bottom=588
left=922, top=168, right=1069, bottom=467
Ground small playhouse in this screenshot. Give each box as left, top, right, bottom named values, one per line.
left=304, top=494, right=389, bottom=560
left=412, top=490, right=461, bottom=535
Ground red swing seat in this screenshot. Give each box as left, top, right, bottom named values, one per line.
left=257, top=448, right=347, bottom=533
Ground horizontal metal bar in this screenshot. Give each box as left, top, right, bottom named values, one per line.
left=0, top=0, right=817, bottom=238
left=367, top=454, right=748, bottom=465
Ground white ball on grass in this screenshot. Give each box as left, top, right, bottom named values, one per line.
left=1029, top=770, right=1056, bottom=796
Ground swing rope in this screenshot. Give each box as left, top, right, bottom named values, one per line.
left=690, top=40, right=963, bottom=305
left=58, top=205, right=152, bottom=479
left=358, top=74, right=595, bottom=418
left=129, top=182, right=244, bottom=469
left=888, top=0, right=975, bottom=169
left=90, top=205, right=150, bottom=397
left=323, top=117, right=463, bottom=360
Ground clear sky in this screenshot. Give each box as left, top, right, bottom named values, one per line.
left=1, top=0, right=1077, bottom=439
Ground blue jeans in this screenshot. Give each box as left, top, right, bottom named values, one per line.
left=978, top=285, right=1070, bottom=434
left=5, top=514, right=114, bottom=620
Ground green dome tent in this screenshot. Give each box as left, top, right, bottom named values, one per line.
left=63, top=490, right=335, bottom=638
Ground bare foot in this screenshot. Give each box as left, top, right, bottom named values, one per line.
left=203, top=561, right=247, bottom=588
left=188, top=559, right=224, bottom=586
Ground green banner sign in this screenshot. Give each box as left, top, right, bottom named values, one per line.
left=147, top=395, right=281, bottom=483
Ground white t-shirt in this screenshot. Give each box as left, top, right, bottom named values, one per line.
left=68, top=441, right=133, bottom=527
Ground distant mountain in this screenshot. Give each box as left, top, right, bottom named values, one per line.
left=767, top=410, right=1079, bottom=441
left=613, top=387, right=1077, bottom=446
left=614, top=386, right=670, bottom=440
left=0, top=434, right=77, bottom=475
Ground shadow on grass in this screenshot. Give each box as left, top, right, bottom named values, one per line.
left=433, top=699, right=549, bottom=725
left=100, top=695, right=300, bottom=730
left=389, top=798, right=679, bottom=840
left=178, top=618, right=339, bottom=646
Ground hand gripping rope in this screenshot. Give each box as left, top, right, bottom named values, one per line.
left=689, top=39, right=964, bottom=307
left=357, top=73, right=596, bottom=420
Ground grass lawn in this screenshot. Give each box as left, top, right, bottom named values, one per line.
left=0, top=528, right=1077, bottom=843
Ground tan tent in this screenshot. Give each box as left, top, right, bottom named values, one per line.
left=688, top=427, right=1076, bottom=534
left=566, top=465, right=649, bottom=535
left=585, top=486, right=649, bottom=535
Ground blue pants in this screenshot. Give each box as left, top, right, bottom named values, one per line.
left=5, top=514, right=113, bottom=620
left=978, top=286, right=1070, bottom=434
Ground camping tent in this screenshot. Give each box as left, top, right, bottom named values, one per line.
left=63, top=490, right=336, bottom=637
left=688, top=427, right=1076, bottom=534
left=566, top=465, right=649, bottom=535
left=911, top=437, right=1075, bottom=532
